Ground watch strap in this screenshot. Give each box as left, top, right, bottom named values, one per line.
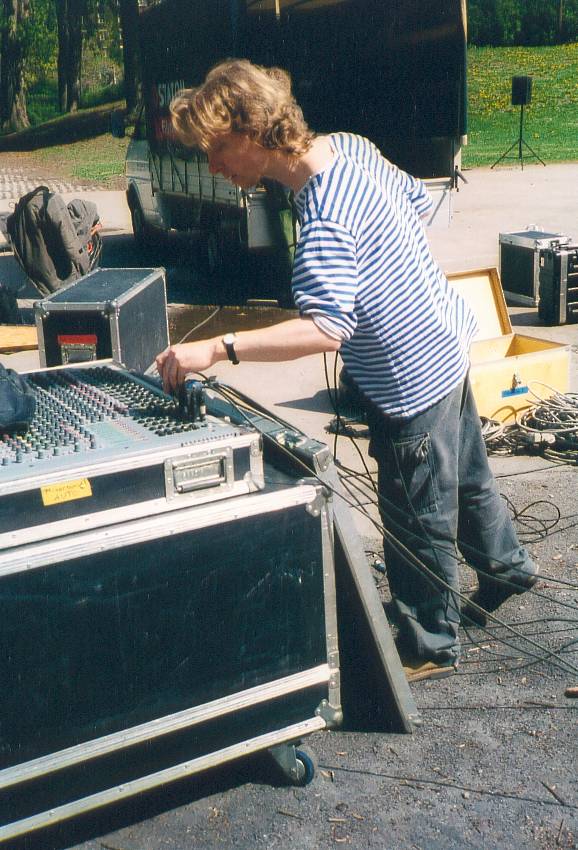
left=223, top=335, right=239, bottom=365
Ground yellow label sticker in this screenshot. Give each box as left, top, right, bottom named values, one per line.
left=41, top=478, right=93, bottom=506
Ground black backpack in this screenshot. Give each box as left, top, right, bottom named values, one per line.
left=0, top=364, right=35, bottom=432
left=6, top=186, right=102, bottom=297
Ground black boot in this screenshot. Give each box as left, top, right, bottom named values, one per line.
left=462, top=572, right=539, bottom=627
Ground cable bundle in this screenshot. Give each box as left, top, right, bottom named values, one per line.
left=483, top=385, right=578, bottom=462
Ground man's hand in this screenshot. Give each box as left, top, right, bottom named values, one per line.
left=156, top=339, right=223, bottom=393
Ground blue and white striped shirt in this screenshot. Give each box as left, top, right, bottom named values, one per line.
left=292, top=133, right=478, bottom=418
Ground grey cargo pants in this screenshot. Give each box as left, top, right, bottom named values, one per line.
left=366, top=374, right=536, bottom=664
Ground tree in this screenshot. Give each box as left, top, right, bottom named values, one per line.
left=0, top=0, right=31, bottom=131
left=468, top=0, right=578, bottom=45
left=117, top=0, right=141, bottom=113
left=55, top=0, right=84, bottom=112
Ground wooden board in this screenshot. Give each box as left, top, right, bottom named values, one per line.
left=0, top=325, right=38, bottom=353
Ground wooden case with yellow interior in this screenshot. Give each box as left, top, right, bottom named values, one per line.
left=447, top=268, right=570, bottom=423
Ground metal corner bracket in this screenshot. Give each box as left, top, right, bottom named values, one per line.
left=315, top=698, right=343, bottom=729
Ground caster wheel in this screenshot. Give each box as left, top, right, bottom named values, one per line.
left=293, top=747, right=316, bottom=786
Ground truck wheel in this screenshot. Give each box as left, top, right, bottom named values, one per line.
left=129, top=194, right=147, bottom=248
left=202, top=215, right=244, bottom=281
left=204, top=223, right=222, bottom=278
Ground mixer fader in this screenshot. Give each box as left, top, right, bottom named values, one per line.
left=0, top=364, right=264, bottom=548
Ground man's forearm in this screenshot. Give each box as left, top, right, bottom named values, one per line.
left=156, top=316, right=341, bottom=392
left=223, top=316, right=341, bottom=362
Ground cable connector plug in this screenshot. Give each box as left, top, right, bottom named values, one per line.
left=518, top=431, right=556, bottom=447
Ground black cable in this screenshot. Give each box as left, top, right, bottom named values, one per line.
left=323, top=352, right=340, bottom=460
left=331, top=419, right=578, bottom=673
left=205, top=380, right=578, bottom=676
left=332, top=458, right=578, bottom=676
left=340, top=467, right=578, bottom=606
left=322, top=354, right=378, bottom=496
left=328, top=450, right=578, bottom=669
left=458, top=636, right=578, bottom=678
left=316, top=372, right=578, bottom=612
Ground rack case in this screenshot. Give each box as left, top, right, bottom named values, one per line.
left=0, top=482, right=340, bottom=842
left=499, top=229, right=571, bottom=307
left=35, top=267, right=169, bottom=372
left=538, top=244, right=578, bottom=325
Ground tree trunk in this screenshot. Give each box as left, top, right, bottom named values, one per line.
left=0, top=0, right=30, bottom=131
left=66, top=8, right=83, bottom=112
left=55, top=0, right=69, bottom=112
left=118, top=0, right=141, bottom=114
left=558, top=0, right=564, bottom=40
left=55, top=0, right=84, bottom=113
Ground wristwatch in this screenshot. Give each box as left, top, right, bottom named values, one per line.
left=222, top=333, right=239, bottom=365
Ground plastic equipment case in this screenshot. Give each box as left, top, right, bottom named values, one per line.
left=35, top=267, right=169, bottom=372
left=499, top=229, right=571, bottom=307
left=447, top=267, right=570, bottom=421
left=0, top=482, right=340, bottom=842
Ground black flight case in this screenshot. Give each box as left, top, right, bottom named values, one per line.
left=499, top=229, right=571, bottom=306
left=538, top=244, right=578, bottom=325
left=34, top=267, right=169, bottom=373
left=0, top=364, right=340, bottom=842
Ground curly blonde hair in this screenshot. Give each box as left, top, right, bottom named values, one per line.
left=170, top=59, right=314, bottom=155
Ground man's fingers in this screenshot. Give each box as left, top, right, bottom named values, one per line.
left=157, top=347, right=177, bottom=393
left=156, top=348, right=169, bottom=374
left=165, top=354, right=179, bottom=394
left=157, top=350, right=173, bottom=393
left=156, top=344, right=203, bottom=393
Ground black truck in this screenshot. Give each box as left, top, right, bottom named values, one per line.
left=126, top=0, right=467, bottom=298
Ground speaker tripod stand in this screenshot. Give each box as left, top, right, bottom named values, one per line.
left=491, top=103, right=546, bottom=170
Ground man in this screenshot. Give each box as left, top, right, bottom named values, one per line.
left=157, top=59, right=538, bottom=681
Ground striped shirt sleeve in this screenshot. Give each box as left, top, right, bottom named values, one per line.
left=292, top=219, right=358, bottom=341
left=398, top=169, right=433, bottom=219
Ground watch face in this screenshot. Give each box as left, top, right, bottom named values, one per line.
left=223, top=333, right=236, bottom=345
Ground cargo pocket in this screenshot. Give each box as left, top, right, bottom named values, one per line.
left=389, top=432, right=438, bottom=516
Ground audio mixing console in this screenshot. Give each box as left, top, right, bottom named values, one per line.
left=0, top=364, right=264, bottom=549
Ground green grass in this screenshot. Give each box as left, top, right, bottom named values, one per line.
left=0, top=98, right=132, bottom=188
left=80, top=81, right=125, bottom=110
left=464, top=43, right=578, bottom=167
left=27, top=79, right=126, bottom=126
left=26, top=79, right=59, bottom=126
left=32, top=133, right=131, bottom=184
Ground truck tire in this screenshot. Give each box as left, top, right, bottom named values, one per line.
left=202, top=213, right=245, bottom=280
left=204, top=220, right=222, bottom=278
left=128, top=193, right=147, bottom=248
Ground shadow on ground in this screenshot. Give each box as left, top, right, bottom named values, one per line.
left=0, top=103, right=125, bottom=152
